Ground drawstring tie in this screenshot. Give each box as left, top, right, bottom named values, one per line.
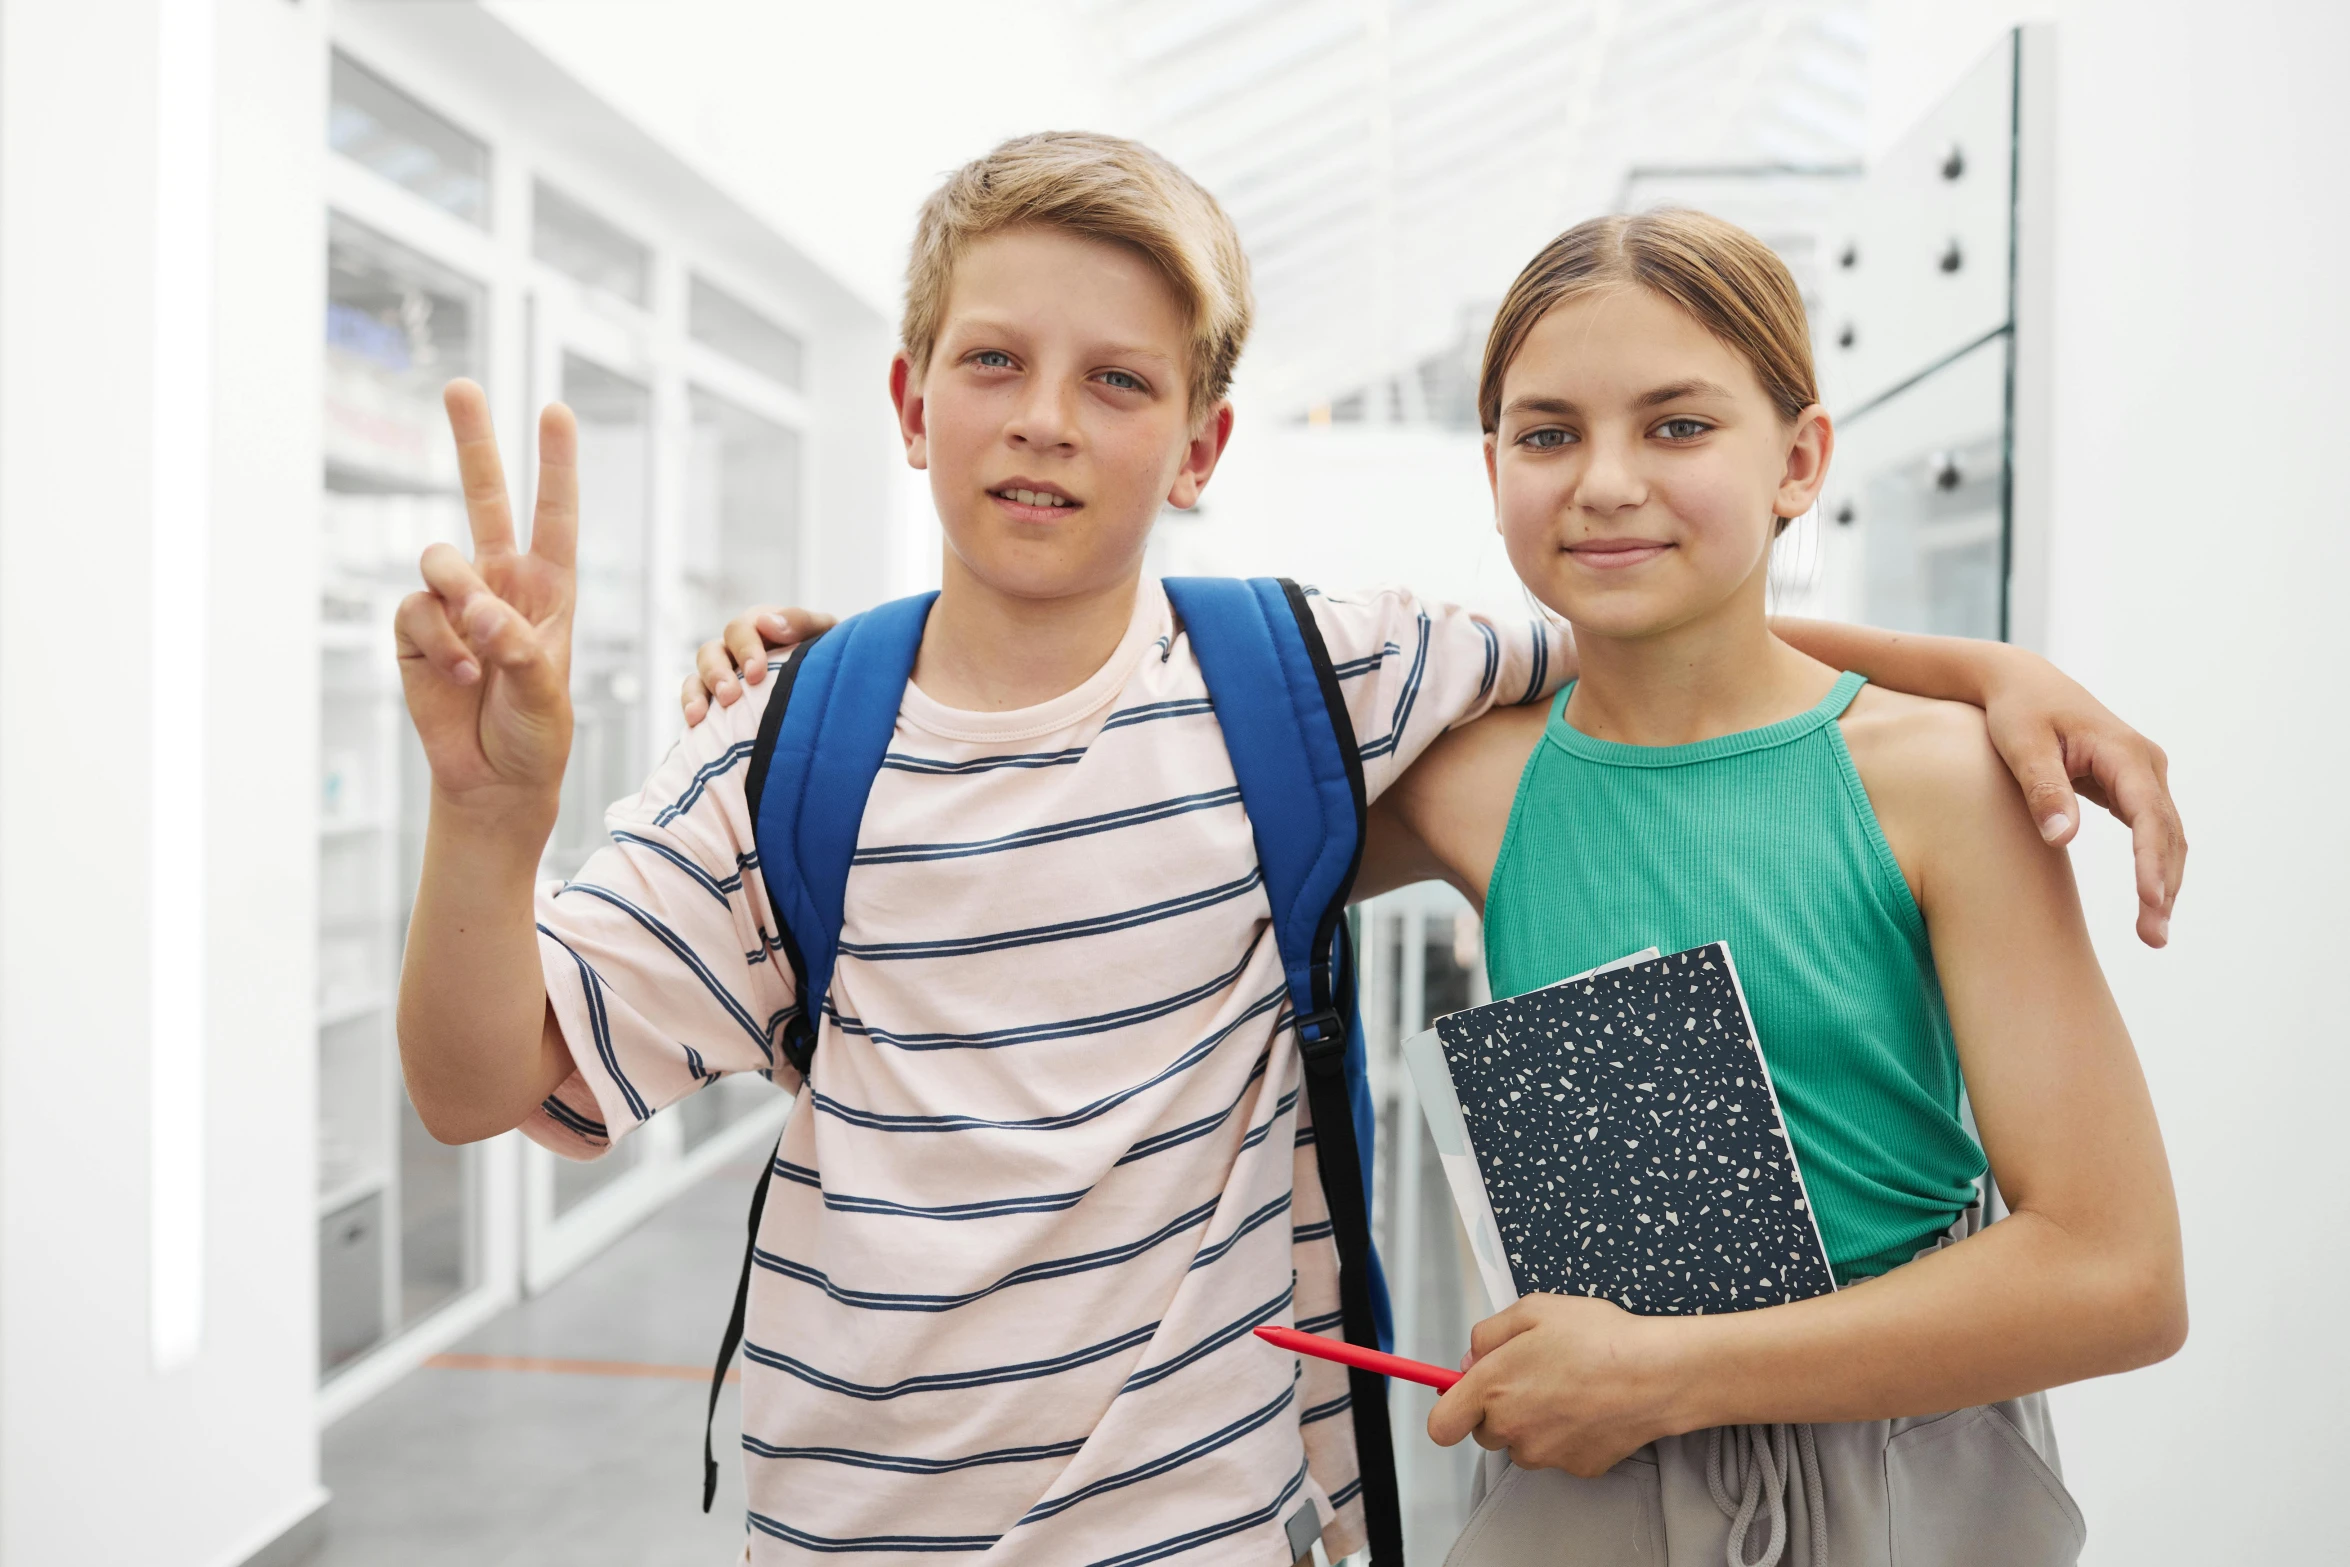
left=1705, top=1422, right=1827, bottom=1567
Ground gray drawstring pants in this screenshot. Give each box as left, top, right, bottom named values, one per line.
left=1442, top=1204, right=2084, bottom=1567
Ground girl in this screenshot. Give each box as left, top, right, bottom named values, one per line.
left=1377, top=211, right=2185, bottom=1565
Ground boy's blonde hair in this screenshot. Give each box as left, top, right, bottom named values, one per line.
left=1480, top=209, right=1820, bottom=434
left=902, top=132, right=1253, bottom=423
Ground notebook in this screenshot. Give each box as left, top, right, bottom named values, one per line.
left=1404, top=941, right=1836, bottom=1316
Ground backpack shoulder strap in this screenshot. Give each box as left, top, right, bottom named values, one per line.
left=1161, top=575, right=1405, bottom=1567
left=747, top=591, right=937, bottom=1073
left=702, top=589, right=935, bottom=1513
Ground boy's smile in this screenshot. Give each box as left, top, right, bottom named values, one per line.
left=986, top=475, right=1084, bottom=521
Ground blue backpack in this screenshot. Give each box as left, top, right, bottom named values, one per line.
left=701, top=577, right=1404, bottom=1564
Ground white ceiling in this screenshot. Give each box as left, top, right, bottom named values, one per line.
left=1075, top=0, right=1869, bottom=418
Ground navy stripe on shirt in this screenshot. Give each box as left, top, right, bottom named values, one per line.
left=742, top=1432, right=1088, bottom=1475
left=813, top=992, right=1281, bottom=1136
left=1075, top=1458, right=1310, bottom=1567
left=1357, top=611, right=1431, bottom=762
left=652, top=737, right=755, bottom=827
left=754, top=1198, right=1223, bottom=1313
left=828, top=944, right=1260, bottom=1053
left=775, top=1156, right=1091, bottom=1222
left=1014, top=1383, right=1295, bottom=1526
left=537, top=924, right=650, bottom=1123
left=744, top=1317, right=1164, bottom=1402
left=1119, top=1284, right=1293, bottom=1396
left=837, top=869, right=1265, bottom=963
left=849, top=787, right=1241, bottom=866
left=551, top=882, right=770, bottom=1055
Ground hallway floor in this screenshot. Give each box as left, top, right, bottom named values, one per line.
left=317, top=1158, right=762, bottom=1567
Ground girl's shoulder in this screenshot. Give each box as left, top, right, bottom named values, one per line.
left=1838, top=684, right=2030, bottom=899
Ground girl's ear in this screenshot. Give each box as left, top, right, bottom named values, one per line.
left=890, top=352, right=929, bottom=470
left=1483, top=432, right=1501, bottom=525
left=1775, top=404, right=1834, bottom=522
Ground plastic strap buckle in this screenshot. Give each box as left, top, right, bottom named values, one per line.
left=1295, top=1005, right=1347, bottom=1070
left=779, top=1011, right=819, bottom=1077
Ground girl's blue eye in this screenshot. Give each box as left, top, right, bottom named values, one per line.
left=1099, top=369, right=1144, bottom=392
left=1521, top=428, right=1573, bottom=450
left=1657, top=417, right=1711, bottom=440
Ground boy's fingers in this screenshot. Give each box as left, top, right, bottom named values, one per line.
left=393, top=591, right=480, bottom=686
left=444, top=380, right=516, bottom=555
left=755, top=607, right=838, bottom=647
left=530, top=402, right=579, bottom=570
left=2100, top=753, right=2186, bottom=947
left=418, top=540, right=496, bottom=624
left=724, top=619, right=770, bottom=685
left=696, top=638, right=743, bottom=707
left=1990, top=721, right=2080, bottom=847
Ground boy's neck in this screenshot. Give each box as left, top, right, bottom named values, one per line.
left=1563, top=580, right=1837, bottom=747
left=910, top=553, right=1144, bottom=713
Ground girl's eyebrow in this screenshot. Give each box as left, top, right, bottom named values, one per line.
left=1636, top=378, right=1735, bottom=407
left=1501, top=394, right=1581, bottom=419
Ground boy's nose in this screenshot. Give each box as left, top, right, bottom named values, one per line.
left=1005, top=378, right=1080, bottom=451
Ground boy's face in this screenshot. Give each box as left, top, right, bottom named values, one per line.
left=892, top=226, right=1232, bottom=606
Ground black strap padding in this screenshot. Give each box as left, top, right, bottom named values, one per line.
left=705, top=632, right=828, bottom=1514
left=1275, top=581, right=1404, bottom=1566
left=705, top=1132, right=781, bottom=1512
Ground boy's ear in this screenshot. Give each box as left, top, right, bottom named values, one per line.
left=1775, top=404, right=1833, bottom=521
left=1164, top=401, right=1235, bottom=511
left=889, top=353, right=929, bottom=470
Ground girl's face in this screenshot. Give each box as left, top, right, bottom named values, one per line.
left=1486, top=285, right=1831, bottom=644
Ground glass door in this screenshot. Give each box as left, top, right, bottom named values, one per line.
left=521, top=299, right=684, bottom=1289
left=317, top=211, right=486, bottom=1378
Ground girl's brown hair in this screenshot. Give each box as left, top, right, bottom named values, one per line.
left=1477, top=209, right=1819, bottom=436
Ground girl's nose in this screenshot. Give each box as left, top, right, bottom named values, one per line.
left=1574, top=433, right=1646, bottom=514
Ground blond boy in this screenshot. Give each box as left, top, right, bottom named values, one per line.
left=397, top=133, right=2183, bottom=1565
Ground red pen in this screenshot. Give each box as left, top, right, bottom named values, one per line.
left=1254, top=1324, right=1462, bottom=1392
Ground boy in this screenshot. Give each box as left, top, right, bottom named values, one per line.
left=397, top=133, right=2184, bottom=1565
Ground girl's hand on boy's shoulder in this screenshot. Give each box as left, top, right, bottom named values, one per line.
left=1977, top=648, right=2185, bottom=947
left=1426, top=1294, right=1685, bottom=1478
left=679, top=606, right=839, bottom=724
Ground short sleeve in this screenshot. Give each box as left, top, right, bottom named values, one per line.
left=1304, top=585, right=1570, bottom=803
left=525, top=667, right=803, bottom=1160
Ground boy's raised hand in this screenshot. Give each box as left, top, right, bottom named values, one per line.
left=395, top=380, right=578, bottom=814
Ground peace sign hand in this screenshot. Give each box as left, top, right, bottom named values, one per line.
left=395, top=380, right=578, bottom=821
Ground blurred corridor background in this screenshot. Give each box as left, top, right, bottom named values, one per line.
left=1, top=1, right=2344, bottom=1563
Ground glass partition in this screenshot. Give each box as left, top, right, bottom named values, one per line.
left=328, top=52, right=489, bottom=228
left=317, top=212, right=484, bottom=1374
left=690, top=274, right=804, bottom=390
left=534, top=181, right=652, bottom=308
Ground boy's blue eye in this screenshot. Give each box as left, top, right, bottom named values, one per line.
left=973, top=350, right=1014, bottom=369
left=1657, top=417, right=1711, bottom=440
left=1099, top=369, right=1144, bottom=392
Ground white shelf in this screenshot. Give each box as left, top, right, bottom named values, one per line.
left=318, top=992, right=391, bottom=1029
left=318, top=1170, right=390, bottom=1218
left=319, top=815, right=393, bottom=839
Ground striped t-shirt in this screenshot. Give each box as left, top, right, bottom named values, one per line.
left=526, top=580, right=1564, bottom=1565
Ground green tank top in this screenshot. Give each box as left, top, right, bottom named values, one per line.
left=1482, top=671, right=1985, bottom=1281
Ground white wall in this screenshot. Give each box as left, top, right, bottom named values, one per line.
left=1871, top=3, right=2350, bottom=1560
left=0, top=2, right=328, bottom=1564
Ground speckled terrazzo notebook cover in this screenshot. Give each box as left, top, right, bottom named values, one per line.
left=1427, top=942, right=1836, bottom=1316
